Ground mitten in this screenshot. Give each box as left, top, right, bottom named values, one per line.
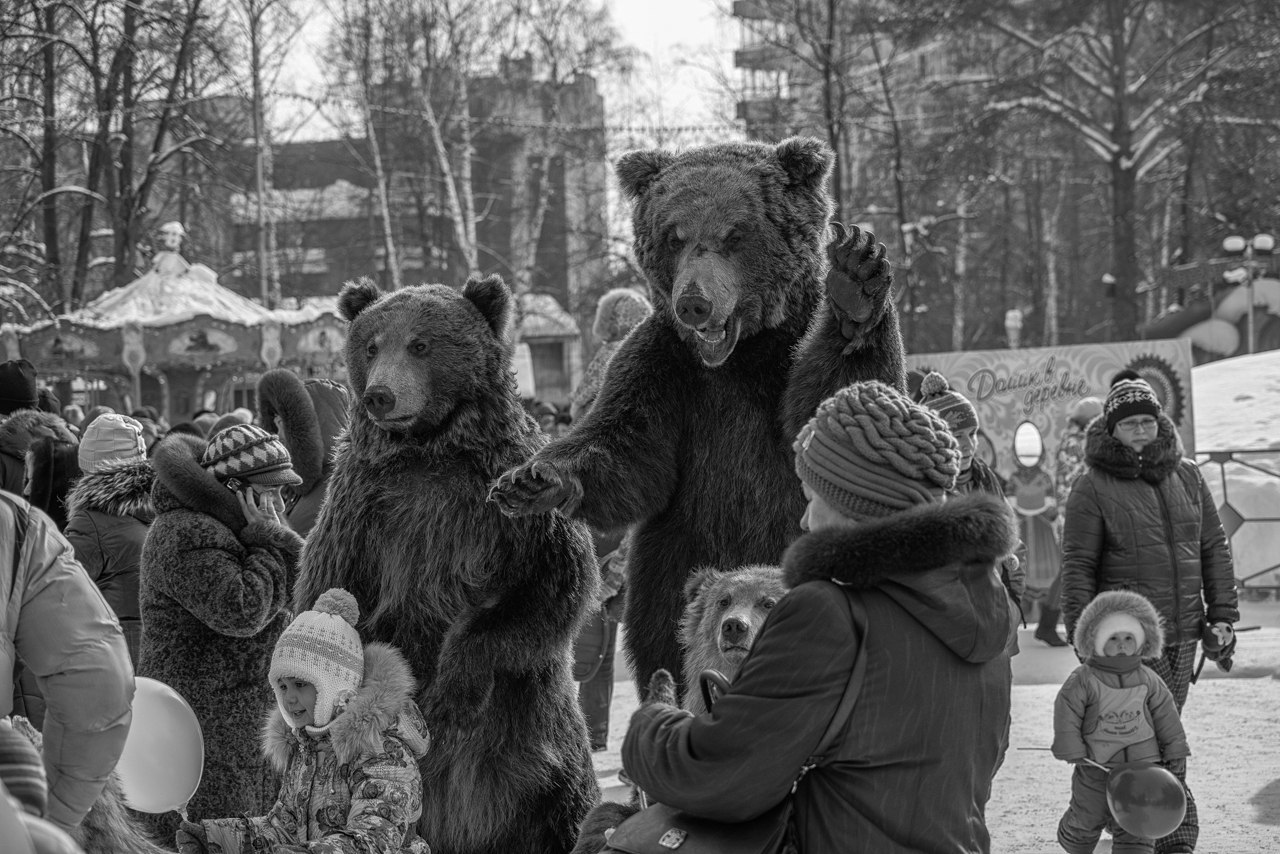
left=1202, top=620, right=1237, bottom=672
left=175, top=821, right=209, bottom=854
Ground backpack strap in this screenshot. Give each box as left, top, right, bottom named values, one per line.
left=792, top=582, right=868, bottom=791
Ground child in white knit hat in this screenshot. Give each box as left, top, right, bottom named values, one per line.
left=175, top=589, right=431, bottom=854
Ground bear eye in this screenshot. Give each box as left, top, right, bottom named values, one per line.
left=723, top=228, right=742, bottom=250
left=410, top=340, right=429, bottom=356
left=366, top=341, right=378, bottom=358
left=717, top=596, right=730, bottom=609
left=761, top=598, right=777, bottom=610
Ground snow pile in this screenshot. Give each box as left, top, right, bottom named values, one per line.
left=1192, top=350, right=1280, bottom=451
left=66, top=270, right=272, bottom=328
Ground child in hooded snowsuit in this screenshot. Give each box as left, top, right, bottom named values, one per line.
left=174, top=589, right=431, bottom=854
left=1052, top=590, right=1189, bottom=854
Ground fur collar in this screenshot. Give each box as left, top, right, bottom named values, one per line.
left=151, top=433, right=245, bottom=533
left=783, top=493, right=1018, bottom=589
left=66, top=458, right=155, bottom=521
left=262, top=642, right=427, bottom=768
left=1084, top=414, right=1182, bottom=483
left=0, top=409, right=75, bottom=456
left=257, top=370, right=326, bottom=493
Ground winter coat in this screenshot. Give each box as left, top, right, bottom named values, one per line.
left=23, top=437, right=80, bottom=531
left=138, top=433, right=303, bottom=830
left=622, top=493, right=1017, bottom=854
left=1060, top=415, right=1238, bottom=644
left=569, top=289, right=652, bottom=421
left=62, top=459, right=155, bottom=664
left=0, top=411, right=77, bottom=496
left=1053, top=590, right=1188, bottom=767
left=257, top=371, right=350, bottom=538
left=200, top=643, right=430, bottom=854
left=0, top=491, right=134, bottom=830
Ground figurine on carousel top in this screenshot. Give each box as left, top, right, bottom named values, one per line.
left=150, top=221, right=218, bottom=287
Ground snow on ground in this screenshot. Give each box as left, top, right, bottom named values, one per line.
left=1192, top=350, right=1280, bottom=451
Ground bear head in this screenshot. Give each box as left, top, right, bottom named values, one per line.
left=338, top=275, right=517, bottom=441
left=679, top=564, right=790, bottom=706
left=616, top=137, right=834, bottom=368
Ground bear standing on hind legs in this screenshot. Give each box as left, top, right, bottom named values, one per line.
left=491, top=137, right=905, bottom=694
left=294, top=275, right=600, bottom=854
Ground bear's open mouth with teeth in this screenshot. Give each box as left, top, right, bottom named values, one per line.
left=693, top=315, right=742, bottom=367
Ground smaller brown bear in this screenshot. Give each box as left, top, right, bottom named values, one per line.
left=679, top=565, right=789, bottom=715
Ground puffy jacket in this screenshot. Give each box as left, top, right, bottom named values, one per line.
left=199, top=643, right=430, bottom=854
left=623, top=494, right=1017, bottom=854
left=0, top=411, right=77, bottom=495
left=0, top=490, right=134, bottom=830
left=62, top=459, right=155, bottom=664
left=1060, top=415, right=1238, bottom=644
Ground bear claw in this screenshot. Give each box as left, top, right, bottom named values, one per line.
left=825, top=222, right=894, bottom=344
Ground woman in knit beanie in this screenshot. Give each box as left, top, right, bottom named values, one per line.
left=175, top=589, right=430, bottom=854
left=623, top=381, right=1019, bottom=854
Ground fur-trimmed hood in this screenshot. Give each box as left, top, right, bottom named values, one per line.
left=256, top=370, right=350, bottom=496
left=593, top=288, right=653, bottom=343
left=1073, top=590, right=1164, bottom=659
left=151, top=432, right=246, bottom=533
left=0, top=409, right=76, bottom=458
left=66, top=458, right=155, bottom=521
left=1084, top=413, right=1182, bottom=483
left=782, top=493, right=1018, bottom=663
left=262, top=641, right=429, bottom=768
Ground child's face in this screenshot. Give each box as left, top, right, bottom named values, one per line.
left=1102, top=630, right=1140, bottom=657
left=276, top=677, right=318, bottom=727
left=953, top=426, right=978, bottom=472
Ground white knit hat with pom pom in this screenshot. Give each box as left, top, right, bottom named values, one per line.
left=270, top=588, right=364, bottom=727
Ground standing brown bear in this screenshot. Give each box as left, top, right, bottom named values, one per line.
left=295, top=275, right=600, bottom=854
left=492, top=137, right=905, bottom=692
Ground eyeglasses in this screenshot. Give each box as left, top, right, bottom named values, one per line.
left=1116, top=417, right=1158, bottom=434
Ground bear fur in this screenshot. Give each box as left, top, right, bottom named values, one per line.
left=294, top=275, right=601, bottom=854
left=492, top=137, right=905, bottom=693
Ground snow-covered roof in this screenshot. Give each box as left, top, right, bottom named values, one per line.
left=59, top=270, right=272, bottom=329
left=1192, top=350, right=1280, bottom=450
left=268, top=295, right=341, bottom=325
left=519, top=292, right=579, bottom=339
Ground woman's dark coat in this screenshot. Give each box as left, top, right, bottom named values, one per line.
left=0, top=410, right=76, bottom=495
left=622, top=494, right=1017, bottom=854
left=63, top=458, right=155, bottom=663
left=138, top=433, right=303, bottom=832
left=1060, top=415, right=1238, bottom=644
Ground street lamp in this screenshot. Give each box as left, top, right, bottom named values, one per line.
left=1222, top=232, right=1275, bottom=354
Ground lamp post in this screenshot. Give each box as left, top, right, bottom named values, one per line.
left=1222, top=233, right=1275, bottom=354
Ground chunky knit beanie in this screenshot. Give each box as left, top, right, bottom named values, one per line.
left=0, top=720, right=46, bottom=817
left=917, top=371, right=979, bottom=433
left=794, top=381, right=960, bottom=520
left=201, top=423, right=302, bottom=486
left=1104, top=378, right=1161, bottom=433
left=270, top=588, right=364, bottom=727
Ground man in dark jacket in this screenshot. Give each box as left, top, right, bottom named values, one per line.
left=1060, top=376, right=1237, bottom=854
left=255, top=369, right=350, bottom=537
left=623, top=381, right=1016, bottom=854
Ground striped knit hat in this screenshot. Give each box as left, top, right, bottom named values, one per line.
left=794, top=381, right=960, bottom=520
left=200, top=423, right=302, bottom=486
left=1104, top=378, right=1162, bottom=433
left=918, top=371, right=979, bottom=433
left=270, top=589, right=364, bottom=728
left=0, top=719, right=46, bottom=817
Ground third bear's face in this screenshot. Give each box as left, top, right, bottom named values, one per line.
left=689, top=567, right=788, bottom=672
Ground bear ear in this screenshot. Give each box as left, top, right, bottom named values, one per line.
left=775, top=136, right=834, bottom=189
left=615, top=149, right=675, bottom=201
left=338, top=278, right=382, bottom=321
left=684, top=566, right=722, bottom=605
left=462, top=274, right=512, bottom=336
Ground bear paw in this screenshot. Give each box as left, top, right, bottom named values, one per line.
left=489, top=459, right=584, bottom=517
left=825, top=222, right=894, bottom=349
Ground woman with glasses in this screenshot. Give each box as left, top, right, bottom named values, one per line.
left=1059, top=372, right=1238, bottom=854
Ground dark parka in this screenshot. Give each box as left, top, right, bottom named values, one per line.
left=1060, top=415, right=1238, bottom=644
left=0, top=410, right=77, bottom=496
left=138, top=433, right=303, bottom=833
left=256, top=370, right=350, bottom=538
left=622, top=494, right=1017, bottom=854
left=63, top=458, right=155, bottom=663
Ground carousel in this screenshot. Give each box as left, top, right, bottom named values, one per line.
left=1, top=222, right=347, bottom=421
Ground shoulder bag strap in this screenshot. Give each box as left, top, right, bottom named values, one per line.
left=792, top=583, right=868, bottom=791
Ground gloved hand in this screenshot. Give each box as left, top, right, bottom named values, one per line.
left=1202, top=620, right=1237, bottom=672
left=175, top=821, right=209, bottom=854
left=1160, top=757, right=1187, bottom=776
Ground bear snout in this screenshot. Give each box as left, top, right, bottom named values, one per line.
left=363, top=385, right=397, bottom=419
left=720, top=616, right=750, bottom=646
left=676, top=293, right=713, bottom=329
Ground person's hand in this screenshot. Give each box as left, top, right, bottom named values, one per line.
left=1209, top=621, right=1234, bottom=648
left=238, top=488, right=281, bottom=526
left=175, top=820, right=208, bottom=854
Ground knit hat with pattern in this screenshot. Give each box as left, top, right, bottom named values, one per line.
left=78, top=413, right=147, bottom=473
left=270, top=588, right=364, bottom=728
left=917, top=371, right=979, bottom=433
left=1104, top=378, right=1162, bottom=433
left=200, top=423, right=301, bottom=486
left=0, top=719, right=46, bottom=817
left=794, top=380, right=960, bottom=520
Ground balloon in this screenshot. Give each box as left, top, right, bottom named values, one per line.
left=115, top=677, right=204, bottom=814
left=1106, top=763, right=1187, bottom=840
left=20, top=814, right=85, bottom=854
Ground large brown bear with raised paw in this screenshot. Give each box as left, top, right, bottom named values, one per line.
left=295, top=275, right=600, bottom=854
left=491, top=137, right=905, bottom=693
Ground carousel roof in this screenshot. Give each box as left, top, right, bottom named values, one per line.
left=58, top=270, right=273, bottom=329
left=519, top=292, right=579, bottom=339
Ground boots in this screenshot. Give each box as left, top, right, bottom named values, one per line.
left=1035, top=606, right=1070, bottom=647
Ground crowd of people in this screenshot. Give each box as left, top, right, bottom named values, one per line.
left=0, top=276, right=1241, bottom=854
